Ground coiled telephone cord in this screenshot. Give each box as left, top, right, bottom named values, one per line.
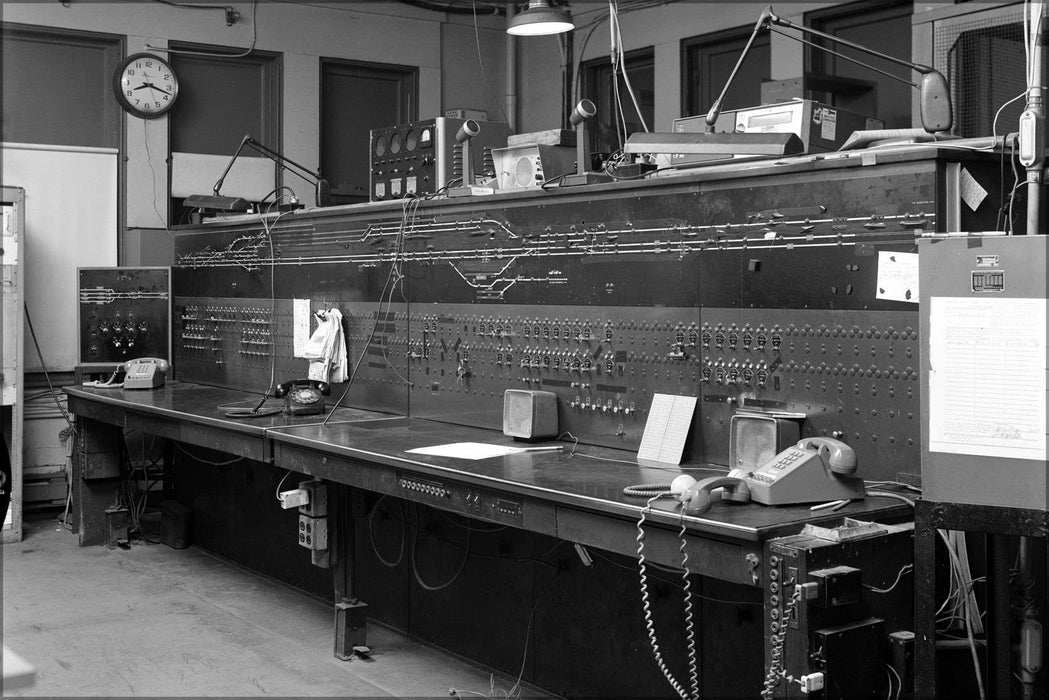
left=635, top=492, right=700, bottom=700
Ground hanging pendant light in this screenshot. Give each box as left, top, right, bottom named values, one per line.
left=506, top=0, right=574, bottom=37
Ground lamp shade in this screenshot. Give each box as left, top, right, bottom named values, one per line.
left=507, top=1, right=574, bottom=36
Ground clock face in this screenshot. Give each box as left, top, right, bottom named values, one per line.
left=113, top=53, right=179, bottom=119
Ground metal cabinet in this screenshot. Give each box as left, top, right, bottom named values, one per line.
left=2, top=186, right=25, bottom=542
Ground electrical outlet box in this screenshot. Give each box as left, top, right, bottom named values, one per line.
left=298, top=515, right=328, bottom=551
left=298, top=480, right=327, bottom=517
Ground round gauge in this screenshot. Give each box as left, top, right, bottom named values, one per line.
left=515, top=157, right=535, bottom=187
left=374, top=134, right=388, bottom=156
left=405, top=129, right=419, bottom=151
left=390, top=133, right=403, bottom=154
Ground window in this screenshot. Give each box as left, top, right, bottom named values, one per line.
left=168, top=46, right=281, bottom=155
left=682, top=27, right=771, bottom=119
left=1, top=24, right=122, bottom=148
left=167, top=45, right=281, bottom=221
left=320, top=59, right=417, bottom=206
left=805, top=1, right=915, bottom=129
left=580, top=48, right=654, bottom=156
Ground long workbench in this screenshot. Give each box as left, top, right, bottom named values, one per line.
left=66, top=382, right=913, bottom=697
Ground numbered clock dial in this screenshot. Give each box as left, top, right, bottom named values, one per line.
left=113, top=53, right=179, bottom=119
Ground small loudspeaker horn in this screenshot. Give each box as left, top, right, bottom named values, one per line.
left=503, top=389, right=558, bottom=440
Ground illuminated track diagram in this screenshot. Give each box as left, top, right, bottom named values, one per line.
left=79, top=287, right=170, bottom=305
left=175, top=214, right=924, bottom=299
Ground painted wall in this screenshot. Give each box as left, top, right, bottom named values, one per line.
left=2, top=1, right=508, bottom=231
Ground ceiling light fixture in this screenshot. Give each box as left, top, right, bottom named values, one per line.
left=507, top=0, right=574, bottom=37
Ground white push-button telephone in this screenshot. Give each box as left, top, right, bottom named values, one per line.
left=670, top=437, right=865, bottom=515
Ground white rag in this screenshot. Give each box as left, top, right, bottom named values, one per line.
left=303, top=308, right=348, bottom=384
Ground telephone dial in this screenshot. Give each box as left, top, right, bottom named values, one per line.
left=275, top=379, right=330, bottom=416
left=670, top=437, right=865, bottom=515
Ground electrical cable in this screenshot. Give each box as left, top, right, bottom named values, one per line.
left=505, top=568, right=561, bottom=699
left=147, top=0, right=258, bottom=57
left=142, top=120, right=174, bottom=238
left=864, top=563, right=914, bottom=594
left=322, top=193, right=413, bottom=425
left=274, top=470, right=291, bottom=499
left=410, top=503, right=472, bottom=591
left=173, top=441, right=244, bottom=467
left=23, top=302, right=76, bottom=435
left=471, top=1, right=511, bottom=126
left=937, top=528, right=986, bottom=700
left=368, top=495, right=406, bottom=568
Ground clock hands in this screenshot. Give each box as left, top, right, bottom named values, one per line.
left=134, top=82, right=172, bottom=96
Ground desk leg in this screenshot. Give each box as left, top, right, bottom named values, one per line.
left=986, top=533, right=1012, bottom=699
left=914, top=501, right=938, bottom=699
left=333, top=484, right=368, bottom=660
left=162, top=438, right=174, bottom=501
left=73, top=417, right=123, bottom=547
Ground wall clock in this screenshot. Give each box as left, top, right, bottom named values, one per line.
left=112, top=52, right=179, bottom=119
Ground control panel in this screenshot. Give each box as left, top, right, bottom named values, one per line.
left=173, top=152, right=1010, bottom=481
left=370, top=118, right=510, bottom=201
left=78, top=267, right=170, bottom=366
left=172, top=297, right=409, bottom=414
left=398, top=473, right=528, bottom=527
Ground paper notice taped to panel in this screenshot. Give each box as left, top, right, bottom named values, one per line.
left=876, top=251, right=919, bottom=303
left=929, top=296, right=1046, bottom=461
left=292, top=298, right=312, bottom=358
left=637, top=393, right=698, bottom=464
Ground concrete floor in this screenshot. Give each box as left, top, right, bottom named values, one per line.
left=2, top=514, right=550, bottom=697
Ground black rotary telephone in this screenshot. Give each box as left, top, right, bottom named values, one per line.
left=275, top=379, right=330, bottom=416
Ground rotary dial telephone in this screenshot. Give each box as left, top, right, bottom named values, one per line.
left=275, top=379, right=330, bottom=416
left=671, top=437, right=866, bottom=515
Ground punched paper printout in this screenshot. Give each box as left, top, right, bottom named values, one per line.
left=292, top=298, right=312, bottom=358
left=929, top=297, right=1046, bottom=461
left=637, top=394, right=698, bottom=464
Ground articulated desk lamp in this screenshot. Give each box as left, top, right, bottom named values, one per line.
left=184, top=133, right=332, bottom=215
left=624, top=5, right=953, bottom=160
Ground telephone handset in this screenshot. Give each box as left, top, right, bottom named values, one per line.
left=122, top=357, right=169, bottom=389
left=275, top=379, right=330, bottom=416
left=670, top=437, right=865, bottom=515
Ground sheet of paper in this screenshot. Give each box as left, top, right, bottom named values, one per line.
left=292, top=298, right=312, bottom=358
left=960, top=167, right=988, bottom=212
left=876, top=251, right=919, bottom=303
left=406, top=442, right=526, bottom=460
left=637, top=394, right=698, bottom=464
left=929, top=296, right=1046, bottom=461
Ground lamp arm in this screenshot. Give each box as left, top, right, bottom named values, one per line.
left=768, top=12, right=937, bottom=77
left=212, top=134, right=253, bottom=195
left=766, top=8, right=952, bottom=133
left=702, top=5, right=952, bottom=135
left=242, top=136, right=324, bottom=184
left=766, top=26, right=916, bottom=88
left=705, top=6, right=775, bottom=132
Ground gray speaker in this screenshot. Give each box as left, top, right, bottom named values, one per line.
left=503, top=389, right=558, bottom=440
left=729, top=410, right=802, bottom=471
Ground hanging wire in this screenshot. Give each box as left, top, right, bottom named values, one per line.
left=146, top=0, right=257, bottom=57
